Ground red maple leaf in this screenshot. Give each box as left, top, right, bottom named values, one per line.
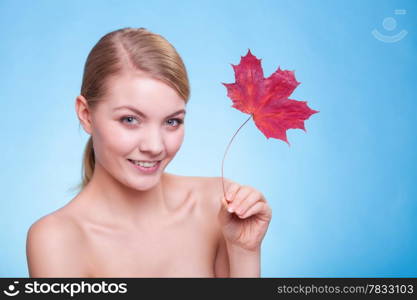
left=222, top=49, right=319, bottom=146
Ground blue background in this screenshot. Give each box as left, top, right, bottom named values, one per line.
left=1, top=0, right=416, bottom=277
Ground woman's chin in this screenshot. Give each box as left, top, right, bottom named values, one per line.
left=127, top=176, right=161, bottom=191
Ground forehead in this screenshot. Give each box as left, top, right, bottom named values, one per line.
left=103, top=72, right=185, bottom=113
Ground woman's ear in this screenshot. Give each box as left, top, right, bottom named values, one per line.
left=75, top=95, right=93, bottom=135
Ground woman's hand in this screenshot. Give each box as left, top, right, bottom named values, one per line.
left=218, top=179, right=272, bottom=252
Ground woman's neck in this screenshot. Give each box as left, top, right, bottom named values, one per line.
left=76, top=162, right=172, bottom=229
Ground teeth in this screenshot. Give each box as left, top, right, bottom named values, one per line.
left=131, top=160, right=158, bottom=167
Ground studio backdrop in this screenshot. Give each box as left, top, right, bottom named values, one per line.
left=1, top=0, right=416, bottom=277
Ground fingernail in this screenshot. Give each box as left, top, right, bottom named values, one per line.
left=227, top=206, right=234, bottom=213
left=226, top=193, right=232, bottom=201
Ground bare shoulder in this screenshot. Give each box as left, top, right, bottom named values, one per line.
left=165, top=172, right=236, bottom=216
left=26, top=209, right=88, bottom=277
left=28, top=211, right=77, bottom=238
left=196, top=175, right=237, bottom=202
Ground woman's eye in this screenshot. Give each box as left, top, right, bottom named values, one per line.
left=167, top=118, right=184, bottom=127
left=121, top=116, right=139, bottom=126
left=120, top=116, right=183, bottom=128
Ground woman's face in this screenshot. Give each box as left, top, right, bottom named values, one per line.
left=88, top=72, right=186, bottom=191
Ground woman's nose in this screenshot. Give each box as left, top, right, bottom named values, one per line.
left=138, top=127, right=164, bottom=156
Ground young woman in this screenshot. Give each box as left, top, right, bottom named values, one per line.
left=26, top=27, right=272, bottom=277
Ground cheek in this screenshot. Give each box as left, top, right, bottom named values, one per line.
left=165, top=129, right=184, bottom=155
left=93, top=123, right=135, bottom=159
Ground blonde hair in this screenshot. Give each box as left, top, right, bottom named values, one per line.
left=75, top=27, right=190, bottom=192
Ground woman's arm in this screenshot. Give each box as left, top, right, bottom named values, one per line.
left=215, top=177, right=272, bottom=278
left=226, top=243, right=260, bottom=277
left=214, top=229, right=260, bottom=277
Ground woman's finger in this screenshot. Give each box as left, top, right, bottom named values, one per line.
left=234, top=191, right=262, bottom=217
left=241, top=201, right=272, bottom=220
left=228, top=186, right=252, bottom=212
left=239, top=201, right=264, bottom=219
left=225, top=182, right=241, bottom=203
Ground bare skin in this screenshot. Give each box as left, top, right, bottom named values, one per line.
left=27, top=172, right=228, bottom=277
left=26, top=71, right=272, bottom=277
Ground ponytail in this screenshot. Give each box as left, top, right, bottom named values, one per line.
left=81, top=136, right=95, bottom=189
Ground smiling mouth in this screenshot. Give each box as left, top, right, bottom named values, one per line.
left=127, top=159, right=162, bottom=167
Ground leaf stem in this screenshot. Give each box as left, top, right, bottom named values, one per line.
left=221, top=114, right=253, bottom=200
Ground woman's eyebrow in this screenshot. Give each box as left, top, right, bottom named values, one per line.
left=113, top=105, right=186, bottom=118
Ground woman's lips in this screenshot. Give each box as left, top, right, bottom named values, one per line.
left=127, top=159, right=161, bottom=174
